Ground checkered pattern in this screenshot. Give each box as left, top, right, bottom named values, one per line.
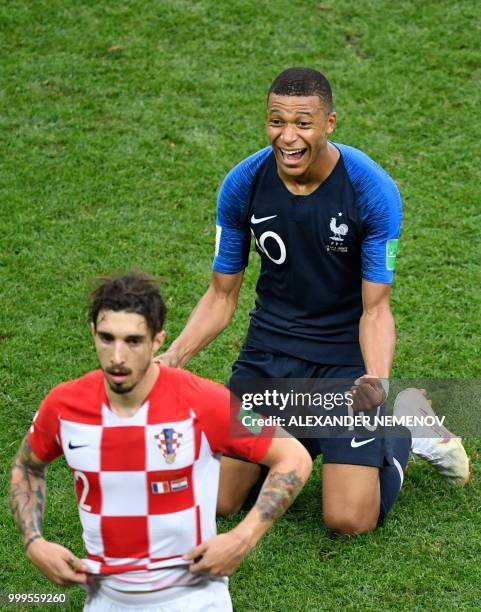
left=29, top=368, right=271, bottom=575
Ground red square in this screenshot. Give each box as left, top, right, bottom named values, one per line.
left=101, top=516, right=149, bottom=558
left=63, top=406, right=103, bottom=426
left=147, top=467, right=194, bottom=515
left=73, top=470, right=101, bottom=514
left=101, top=427, right=145, bottom=471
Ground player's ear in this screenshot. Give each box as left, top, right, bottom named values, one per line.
left=326, top=112, right=337, bottom=134
left=152, top=330, right=166, bottom=354
left=90, top=322, right=96, bottom=338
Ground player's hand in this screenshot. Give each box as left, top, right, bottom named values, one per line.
left=26, top=538, right=88, bottom=586
left=183, top=531, right=252, bottom=577
left=154, top=351, right=181, bottom=368
left=349, top=376, right=387, bottom=412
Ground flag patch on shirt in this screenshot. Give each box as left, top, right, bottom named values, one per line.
left=170, top=477, right=188, bottom=492
left=151, top=481, right=170, bottom=494
left=151, top=477, right=189, bottom=494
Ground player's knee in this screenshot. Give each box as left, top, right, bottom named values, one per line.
left=324, top=508, right=378, bottom=535
left=216, top=495, right=243, bottom=517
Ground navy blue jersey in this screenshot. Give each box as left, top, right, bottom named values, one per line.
left=213, top=143, right=402, bottom=365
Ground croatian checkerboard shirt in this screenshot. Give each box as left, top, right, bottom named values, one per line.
left=29, top=367, right=271, bottom=575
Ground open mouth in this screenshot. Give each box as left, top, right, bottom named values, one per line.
left=279, top=148, right=307, bottom=163
left=107, top=369, right=131, bottom=384
left=110, top=374, right=129, bottom=384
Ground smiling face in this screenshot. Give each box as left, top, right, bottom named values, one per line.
left=267, top=94, right=337, bottom=181
left=93, top=310, right=164, bottom=396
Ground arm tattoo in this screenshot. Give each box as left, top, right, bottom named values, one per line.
left=255, top=470, right=303, bottom=522
left=9, top=436, right=47, bottom=548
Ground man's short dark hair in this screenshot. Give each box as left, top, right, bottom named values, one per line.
left=89, top=271, right=166, bottom=337
left=268, top=67, right=333, bottom=112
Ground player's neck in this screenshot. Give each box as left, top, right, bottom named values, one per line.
left=279, top=142, right=340, bottom=196
left=105, top=363, right=160, bottom=417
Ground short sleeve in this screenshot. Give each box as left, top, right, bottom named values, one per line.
left=213, top=147, right=272, bottom=274
left=360, top=182, right=402, bottom=284
left=28, top=388, right=63, bottom=463
left=337, top=143, right=402, bottom=284
left=184, top=372, right=273, bottom=463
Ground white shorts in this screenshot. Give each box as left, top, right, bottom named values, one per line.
left=83, top=579, right=232, bottom=612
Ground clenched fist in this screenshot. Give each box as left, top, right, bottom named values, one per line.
left=349, top=376, right=388, bottom=412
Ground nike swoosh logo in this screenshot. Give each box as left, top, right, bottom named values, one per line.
left=68, top=441, right=89, bottom=450
left=251, top=214, right=277, bottom=225
left=350, top=438, right=376, bottom=448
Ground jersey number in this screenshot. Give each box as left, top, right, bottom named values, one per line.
left=74, top=470, right=92, bottom=511
left=255, top=230, right=286, bottom=265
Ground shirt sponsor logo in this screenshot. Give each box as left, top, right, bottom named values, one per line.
left=155, top=428, right=183, bottom=464
left=350, top=437, right=375, bottom=448
left=68, top=441, right=89, bottom=450
left=251, top=214, right=277, bottom=224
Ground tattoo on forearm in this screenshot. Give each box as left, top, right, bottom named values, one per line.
left=9, top=436, right=46, bottom=547
left=24, top=534, right=42, bottom=553
left=255, top=470, right=303, bottom=522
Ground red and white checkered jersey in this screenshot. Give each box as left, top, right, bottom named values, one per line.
left=29, top=367, right=272, bottom=576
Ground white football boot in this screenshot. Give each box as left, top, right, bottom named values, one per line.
left=393, top=388, right=470, bottom=486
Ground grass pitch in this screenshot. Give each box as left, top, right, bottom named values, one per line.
left=1, top=0, right=480, bottom=610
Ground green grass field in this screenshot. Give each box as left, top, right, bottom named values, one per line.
left=1, top=0, right=480, bottom=610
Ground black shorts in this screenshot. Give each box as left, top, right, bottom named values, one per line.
left=228, top=344, right=394, bottom=469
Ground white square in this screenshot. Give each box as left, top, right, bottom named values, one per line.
left=79, top=508, right=104, bottom=557
left=148, top=507, right=197, bottom=558
left=61, top=420, right=102, bottom=471
left=193, top=433, right=219, bottom=543
left=100, top=471, right=147, bottom=516
left=145, top=420, right=195, bottom=471
left=101, top=402, right=149, bottom=427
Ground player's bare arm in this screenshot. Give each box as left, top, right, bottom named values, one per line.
left=255, top=468, right=304, bottom=521
left=351, top=280, right=395, bottom=411
left=359, top=280, right=395, bottom=377
left=184, top=437, right=311, bottom=576
left=158, top=270, right=244, bottom=367
left=10, top=436, right=46, bottom=550
left=10, top=435, right=88, bottom=586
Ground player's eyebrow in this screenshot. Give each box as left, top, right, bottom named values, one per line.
left=97, top=331, right=114, bottom=340
left=125, top=334, right=145, bottom=342
left=268, top=109, right=315, bottom=117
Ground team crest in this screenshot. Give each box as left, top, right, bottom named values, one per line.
left=155, top=428, right=183, bottom=464
left=326, top=212, right=349, bottom=253
left=329, top=213, right=349, bottom=242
